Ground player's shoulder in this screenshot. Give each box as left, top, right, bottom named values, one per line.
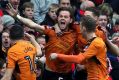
left=8, top=40, right=35, bottom=53
left=92, top=37, right=105, bottom=48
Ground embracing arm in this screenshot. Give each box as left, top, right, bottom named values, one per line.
left=1, top=68, right=14, bottom=80
left=57, top=53, right=85, bottom=64
left=105, top=39, right=119, bottom=56
left=25, top=33, right=42, bottom=56
left=50, top=38, right=103, bottom=64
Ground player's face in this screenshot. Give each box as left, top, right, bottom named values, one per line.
left=57, top=11, right=72, bottom=31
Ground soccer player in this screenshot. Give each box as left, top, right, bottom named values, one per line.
left=50, top=16, right=109, bottom=80
left=1, top=24, right=42, bottom=80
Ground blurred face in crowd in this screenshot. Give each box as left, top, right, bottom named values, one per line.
left=79, top=0, right=89, bottom=2
left=0, top=63, right=6, bottom=77
left=98, top=15, right=108, bottom=28
left=37, top=37, right=46, bottom=48
left=84, top=11, right=98, bottom=21
left=113, top=24, right=119, bottom=32
left=23, top=7, right=34, bottom=19
left=2, top=32, right=11, bottom=48
left=57, top=10, right=72, bottom=31
left=60, top=0, right=71, bottom=8
left=37, top=36, right=46, bottom=53
left=9, top=0, right=20, bottom=10
left=48, top=9, right=57, bottom=21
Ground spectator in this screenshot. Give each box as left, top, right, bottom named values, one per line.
left=1, top=15, right=15, bottom=29
left=22, top=2, right=34, bottom=20
left=59, top=0, right=71, bottom=8
left=105, top=0, right=119, bottom=14
left=80, top=0, right=95, bottom=11
left=98, top=3, right=114, bottom=38
left=113, top=19, right=119, bottom=33
left=41, top=4, right=59, bottom=27
left=22, top=2, right=35, bottom=34
left=2, top=0, right=20, bottom=15
left=1, top=31, right=11, bottom=61
left=31, top=0, right=58, bottom=24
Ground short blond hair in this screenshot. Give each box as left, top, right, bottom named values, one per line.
left=49, top=4, right=59, bottom=11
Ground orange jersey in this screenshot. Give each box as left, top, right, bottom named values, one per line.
left=43, top=27, right=77, bottom=73
left=57, top=37, right=108, bottom=80
left=73, top=24, right=106, bottom=51
left=7, top=40, right=36, bottom=80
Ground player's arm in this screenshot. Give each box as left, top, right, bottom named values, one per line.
left=50, top=46, right=97, bottom=64
left=50, top=53, right=85, bottom=64
left=105, top=39, right=119, bottom=56
left=101, top=27, right=119, bottom=56
left=1, top=68, right=14, bottom=80
left=50, top=39, right=101, bottom=63
left=7, top=3, right=45, bottom=32
left=16, top=15, right=45, bottom=32
left=25, top=33, right=42, bottom=56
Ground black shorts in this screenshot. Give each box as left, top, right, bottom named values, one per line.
left=43, top=69, right=73, bottom=80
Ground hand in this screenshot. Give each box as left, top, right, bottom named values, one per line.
left=101, top=27, right=109, bottom=40
left=50, top=53, right=58, bottom=60
left=76, top=64, right=85, bottom=71
left=6, top=3, right=18, bottom=17
left=24, top=33, right=34, bottom=39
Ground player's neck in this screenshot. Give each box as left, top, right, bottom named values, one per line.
left=11, top=39, right=24, bottom=45
left=86, top=32, right=97, bottom=41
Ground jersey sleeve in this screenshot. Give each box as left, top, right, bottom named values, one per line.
left=43, top=26, right=56, bottom=37
left=57, top=38, right=104, bottom=64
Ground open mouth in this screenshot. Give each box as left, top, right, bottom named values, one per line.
left=4, top=41, right=9, bottom=45
left=60, top=21, right=66, bottom=25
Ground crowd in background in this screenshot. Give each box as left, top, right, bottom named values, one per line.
left=0, top=0, right=119, bottom=80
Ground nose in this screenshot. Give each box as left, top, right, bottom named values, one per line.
left=29, top=11, right=33, bottom=14
left=12, top=0, right=19, bottom=3
left=64, top=4, right=68, bottom=8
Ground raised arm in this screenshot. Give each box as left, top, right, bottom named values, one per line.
left=16, top=15, right=45, bottom=31
left=7, top=3, right=45, bottom=32
left=1, top=68, right=14, bottom=80
left=25, top=33, right=42, bottom=56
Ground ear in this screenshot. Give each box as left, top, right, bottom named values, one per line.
left=23, top=10, right=25, bottom=15
left=82, top=26, right=86, bottom=31
left=70, top=18, right=73, bottom=23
